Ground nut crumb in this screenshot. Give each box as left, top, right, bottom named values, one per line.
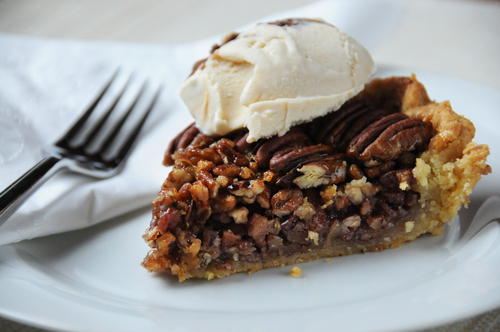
left=306, top=231, right=319, bottom=245
left=404, top=221, right=414, bottom=233
left=326, top=258, right=332, bottom=262
left=290, top=266, right=302, bottom=278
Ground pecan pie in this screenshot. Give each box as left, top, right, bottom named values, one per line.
left=142, top=75, right=490, bottom=281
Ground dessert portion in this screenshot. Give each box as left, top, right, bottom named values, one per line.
left=142, top=19, right=490, bottom=282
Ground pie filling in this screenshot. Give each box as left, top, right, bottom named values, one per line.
left=142, top=76, right=491, bottom=281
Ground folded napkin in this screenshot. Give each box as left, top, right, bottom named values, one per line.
left=0, top=0, right=404, bottom=246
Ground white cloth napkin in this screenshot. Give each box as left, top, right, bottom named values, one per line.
left=0, top=0, right=405, bottom=245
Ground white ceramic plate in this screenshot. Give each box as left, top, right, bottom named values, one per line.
left=1, top=69, right=499, bottom=332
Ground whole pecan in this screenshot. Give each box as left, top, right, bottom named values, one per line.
left=164, top=122, right=198, bottom=166
left=254, top=128, right=309, bottom=169
left=293, top=161, right=347, bottom=189
left=323, top=106, right=393, bottom=151
left=347, top=113, right=408, bottom=160
left=360, top=118, right=433, bottom=163
left=332, top=108, right=394, bottom=151
left=309, top=101, right=367, bottom=144
left=347, top=114, right=433, bottom=164
left=269, top=144, right=332, bottom=173
left=275, top=153, right=345, bottom=187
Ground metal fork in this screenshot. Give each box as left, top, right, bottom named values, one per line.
left=0, top=71, right=161, bottom=226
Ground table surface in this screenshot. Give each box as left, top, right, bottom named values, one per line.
left=1, top=0, right=499, bottom=331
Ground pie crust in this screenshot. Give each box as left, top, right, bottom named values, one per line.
left=141, top=75, right=491, bottom=281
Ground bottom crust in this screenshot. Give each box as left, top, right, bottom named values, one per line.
left=147, top=212, right=442, bottom=281
left=142, top=76, right=491, bottom=282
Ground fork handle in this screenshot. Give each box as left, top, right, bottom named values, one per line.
left=0, top=155, right=64, bottom=227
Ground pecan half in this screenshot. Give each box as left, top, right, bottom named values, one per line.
left=324, top=106, right=392, bottom=151
left=333, top=108, right=394, bottom=151
left=254, top=128, right=309, bottom=168
left=164, top=122, right=198, bottom=166
left=360, top=118, right=433, bottom=163
left=347, top=114, right=433, bottom=164
left=347, top=113, right=408, bottom=160
left=309, top=101, right=367, bottom=144
left=275, top=153, right=345, bottom=187
left=293, top=161, right=347, bottom=189
left=269, top=144, right=332, bottom=173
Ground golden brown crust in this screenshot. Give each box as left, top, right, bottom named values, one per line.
left=349, top=74, right=432, bottom=112
left=408, top=101, right=491, bottom=224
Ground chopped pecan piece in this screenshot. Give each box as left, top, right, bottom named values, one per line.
left=216, top=138, right=249, bottom=166
left=188, top=133, right=215, bottom=150
left=256, top=185, right=271, bottom=209
left=165, top=167, right=194, bottom=190
left=190, top=181, right=210, bottom=209
left=367, top=215, right=384, bottom=230
left=227, top=180, right=266, bottom=198
left=294, top=198, right=316, bottom=221
left=222, top=230, right=242, bottom=248
left=213, top=164, right=241, bottom=178
left=228, top=207, right=249, bottom=224
left=175, top=147, right=222, bottom=166
left=156, top=232, right=177, bottom=256
left=271, top=189, right=303, bottom=217
left=164, top=123, right=198, bottom=166
left=211, top=194, right=237, bottom=213
left=197, top=170, right=220, bottom=198
left=248, top=214, right=280, bottom=247
left=157, top=207, right=182, bottom=233
left=379, top=169, right=416, bottom=190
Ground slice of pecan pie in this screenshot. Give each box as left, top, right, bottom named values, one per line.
left=142, top=75, right=490, bottom=281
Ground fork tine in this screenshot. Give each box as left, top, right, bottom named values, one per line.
left=77, top=75, right=133, bottom=149
left=113, top=85, right=162, bottom=164
left=56, top=69, right=119, bottom=147
left=97, top=80, right=148, bottom=155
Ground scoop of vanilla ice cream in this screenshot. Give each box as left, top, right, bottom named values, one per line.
left=180, top=19, right=376, bottom=143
